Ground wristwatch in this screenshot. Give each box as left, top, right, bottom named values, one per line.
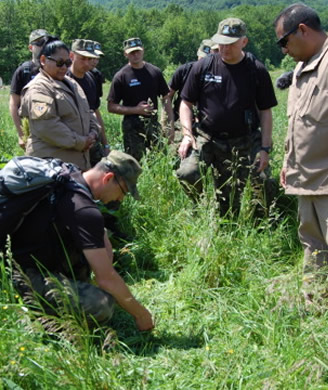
left=260, top=146, right=272, bottom=154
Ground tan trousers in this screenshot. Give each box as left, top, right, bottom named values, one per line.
left=298, top=195, right=328, bottom=276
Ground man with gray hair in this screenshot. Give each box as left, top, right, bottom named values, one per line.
left=274, top=3, right=328, bottom=300
left=9, top=29, right=49, bottom=149
left=5, top=150, right=154, bottom=331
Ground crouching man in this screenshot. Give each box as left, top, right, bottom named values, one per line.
left=3, top=150, right=154, bottom=331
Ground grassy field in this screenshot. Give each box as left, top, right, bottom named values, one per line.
left=1, top=75, right=328, bottom=390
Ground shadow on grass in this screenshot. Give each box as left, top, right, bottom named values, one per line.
left=101, top=308, right=204, bottom=356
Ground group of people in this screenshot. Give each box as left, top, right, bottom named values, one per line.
left=3, top=2, right=328, bottom=331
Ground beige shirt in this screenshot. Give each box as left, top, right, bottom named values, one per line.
left=284, top=36, right=328, bottom=195
left=19, top=70, right=99, bottom=171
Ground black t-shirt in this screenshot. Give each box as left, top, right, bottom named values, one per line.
left=67, top=69, right=100, bottom=110
left=181, top=53, right=278, bottom=137
left=90, top=68, right=105, bottom=99
left=10, top=172, right=105, bottom=272
left=169, top=61, right=195, bottom=121
left=10, top=60, right=40, bottom=95
left=107, top=62, right=169, bottom=113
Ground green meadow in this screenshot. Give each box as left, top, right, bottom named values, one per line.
left=1, top=75, right=328, bottom=390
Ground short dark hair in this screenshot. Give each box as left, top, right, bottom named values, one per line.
left=274, top=3, right=322, bottom=33
left=38, top=37, right=69, bottom=60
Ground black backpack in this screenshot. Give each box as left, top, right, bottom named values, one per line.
left=0, top=156, right=92, bottom=249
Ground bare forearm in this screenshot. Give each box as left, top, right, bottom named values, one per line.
left=179, top=100, right=194, bottom=137
left=9, top=94, right=23, bottom=137
left=259, top=109, right=273, bottom=147
left=108, top=101, right=140, bottom=116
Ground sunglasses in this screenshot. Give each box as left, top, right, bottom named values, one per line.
left=276, top=22, right=304, bottom=48
left=47, top=56, right=72, bottom=67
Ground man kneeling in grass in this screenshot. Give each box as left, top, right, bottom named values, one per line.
left=2, top=151, right=154, bottom=331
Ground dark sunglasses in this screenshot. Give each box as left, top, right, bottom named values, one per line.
left=47, top=56, right=72, bottom=68
left=276, top=21, right=305, bottom=48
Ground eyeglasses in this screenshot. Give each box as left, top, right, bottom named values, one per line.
left=276, top=23, right=302, bottom=48
left=115, top=176, right=127, bottom=196
left=47, top=56, right=72, bottom=67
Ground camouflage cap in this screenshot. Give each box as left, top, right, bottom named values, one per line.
left=102, top=150, right=142, bottom=200
left=29, top=29, right=48, bottom=44
left=71, top=39, right=99, bottom=58
left=197, top=39, right=213, bottom=58
left=212, top=18, right=247, bottom=45
left=94, top=41, right=104, bottom=56
left=123, top=37, right=143, bottom=54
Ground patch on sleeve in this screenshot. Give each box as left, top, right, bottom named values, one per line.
left=31, top=102, right=49, bottom=118
left=30, top=93, right=54, bottom=120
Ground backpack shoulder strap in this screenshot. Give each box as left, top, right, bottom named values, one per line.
left=245, top=51, right=259, bottom=87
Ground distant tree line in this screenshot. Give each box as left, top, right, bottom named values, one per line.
left=1, top=0, right=328, bottom=84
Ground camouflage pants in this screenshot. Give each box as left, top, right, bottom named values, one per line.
left=177, top=129, right=277, bottom=216
left=122, top=115, right=161, bottom=161
left=14, top=266, right=115, bottom=327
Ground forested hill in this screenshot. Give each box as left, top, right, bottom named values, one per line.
left=90, top=0, right=328, bottom=11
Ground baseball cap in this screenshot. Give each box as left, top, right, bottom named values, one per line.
left=212, top=18, right=247, bottom=45
left=102, top=150, right=142, bottom=200
left=29, top=29, right=48, bottom=44
left=197, top=39, right=213, bottom=58
left=123, top=37, right=143, bottom=54
left=94, top=41, right=104, bottom=56
left=71, top=39, right=99, bottom=58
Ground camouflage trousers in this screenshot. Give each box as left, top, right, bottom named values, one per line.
left=122, top=115, right=161, bottom=162
left=176, top=129, right=277, bottom=216
left=14, top=266, right=115, bottom=328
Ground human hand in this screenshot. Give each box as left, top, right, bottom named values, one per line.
left=84, top=133, right=96, bottom=151
left=280, top=167, right=287, bottom=188
left=136, top=101, right=154, bottom=116
left=256, top=150, right=269, bottom=172
left=135, top=308, right=155, bottom=331
left=18, top=136, right=26, bottom=150
left=178, top=135, right=196, bottom=159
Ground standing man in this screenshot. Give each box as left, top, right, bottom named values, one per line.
left=177, top=18, right=277, bottom=215
left=107, top=37, right=174, bottom=162
left=67, top=39, right=109, bottom=164
left=2, top=151, right=154, bottom=331
left=9, top=29, right=49, bottom=149
left=274, top=4, right=328, bottom=298
left=167, top=39, right=213, bottom=125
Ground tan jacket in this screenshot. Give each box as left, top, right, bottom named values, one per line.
left=285, top=37, right=328, bottom=195
left=19, top=70, right=99, bottom=171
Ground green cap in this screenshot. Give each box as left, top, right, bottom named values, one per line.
left=212, top=18, right=247, bottom=45
left=29, top=29, right=48, bottom=44
left=102, top=150, right=142, bottom=200
left=94, top=41, right=104, bottom=56
left=123, top=37, right=143, bottom=54
left=197, top=39, right=213, bottom=58
left=71, top=39, right=99, bottom=58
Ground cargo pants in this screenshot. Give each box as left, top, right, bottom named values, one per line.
left=176, top=129, right=277, bottom=216
left=122, top=115, right=161, bottom=162
left=13, top=251, right=115, bottom=328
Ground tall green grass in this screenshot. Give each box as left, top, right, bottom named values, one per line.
left=1, top=78, right=328, bottom=389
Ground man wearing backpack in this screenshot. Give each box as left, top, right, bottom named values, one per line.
left=9, top=29, right=49, bottom=150
left=1, top=151, right=154, bottom=332
left=177, top=18, right=278, bottom=216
